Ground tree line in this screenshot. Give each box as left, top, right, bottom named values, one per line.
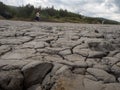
left=0, top=2, right=82, bottom=20
left=0, top=1, right=119, bottom=24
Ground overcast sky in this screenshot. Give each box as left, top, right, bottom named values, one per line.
left=0, top=0, right=120, bottom=22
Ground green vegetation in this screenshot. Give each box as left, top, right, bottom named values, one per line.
left=0, top=1, right=120, bottom=24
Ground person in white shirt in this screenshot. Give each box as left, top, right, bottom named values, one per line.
left=35, top=12, right=40, bottom=21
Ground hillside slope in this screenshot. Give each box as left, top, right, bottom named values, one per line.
left=0, top=1, right=120, bottom=24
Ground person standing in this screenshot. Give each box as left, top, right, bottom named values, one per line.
left=35, top=11, right=40, bottom=21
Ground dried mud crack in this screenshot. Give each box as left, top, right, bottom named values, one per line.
left=0, top=20, right=120, bottom=90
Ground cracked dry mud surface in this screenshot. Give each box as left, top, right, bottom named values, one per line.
left=0, top=20, right=120, bottom=90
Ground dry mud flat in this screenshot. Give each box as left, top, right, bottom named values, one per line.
left=0, top=20, right=120, bottom=90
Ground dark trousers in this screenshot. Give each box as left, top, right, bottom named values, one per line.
left=35, top=17, right=39, bottom=21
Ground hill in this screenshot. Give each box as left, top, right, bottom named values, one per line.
left=0, top=1, right=120, bottom=24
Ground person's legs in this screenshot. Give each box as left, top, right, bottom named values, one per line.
left=37, top=17, right=39, bottom=21
left=35, top=17, right=39, bottom=21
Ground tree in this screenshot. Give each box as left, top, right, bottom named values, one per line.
left=0, top=2, right=13, bottom=19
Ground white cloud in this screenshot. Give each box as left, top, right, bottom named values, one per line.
left=0, top=0, right=120, bottom=22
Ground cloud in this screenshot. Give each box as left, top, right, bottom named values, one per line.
left=82, top=0, right=120, bottom=21
left=0, top=0, right=120, bottom=22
